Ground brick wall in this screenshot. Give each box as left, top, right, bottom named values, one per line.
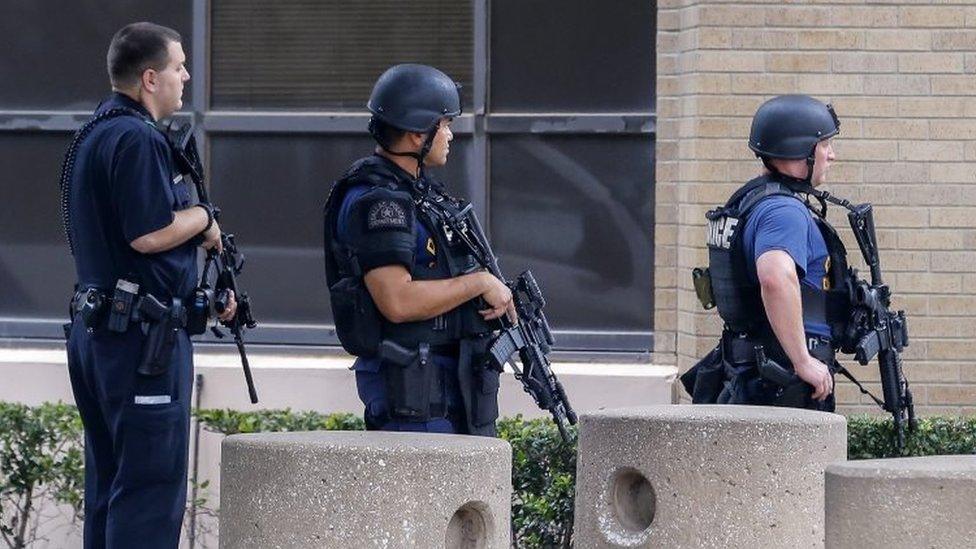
left=656, top=1, right=976, bottom=414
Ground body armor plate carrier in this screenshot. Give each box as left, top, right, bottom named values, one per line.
left=702, top=174, right=852, bottom=345
left=323, top=156, right=491, bottom=358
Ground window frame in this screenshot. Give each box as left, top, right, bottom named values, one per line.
left=0, top=0, right=656, bottom=356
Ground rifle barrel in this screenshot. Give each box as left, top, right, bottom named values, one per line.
left=234, top=329, right=258, bottom=404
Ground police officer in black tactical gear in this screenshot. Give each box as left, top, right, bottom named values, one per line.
left=61, top=22, right=235, bottom=548
left=683, top=94, right=850, bottom=411
left=324, top=64, right=515, bottom=435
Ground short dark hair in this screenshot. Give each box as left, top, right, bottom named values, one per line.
left=107, top=22, right=182, bottom=89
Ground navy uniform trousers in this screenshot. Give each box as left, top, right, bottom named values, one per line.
left=66, top=317, right=193, bottom=549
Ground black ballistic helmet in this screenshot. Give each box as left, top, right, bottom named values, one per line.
left=749, top=94, right=840, bottom=160
left=367, top=64, right=461, bottom=133
left=367, top=64, right=461, bottom=169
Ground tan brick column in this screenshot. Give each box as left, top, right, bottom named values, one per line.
left=655, top=1, right=976, bottom=413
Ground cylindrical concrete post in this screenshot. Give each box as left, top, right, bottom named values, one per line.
left=574, top=405, right=847, bottom=548
left=825, top=455, right=976, bottom=549
left=219, top=431, right=511, bottom=548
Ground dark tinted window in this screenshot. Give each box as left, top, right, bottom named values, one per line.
left=489, top=135, right=654, bottom=331
left=0, top=1, right=193, bottom=110
left=0, top=133, right=75, bottom=316
left=208, top=134, right=473, bottom=323
left=0, top=0, right=656, bottom=351
left=211, top=0, right=473, bottom=110
left=490, top=0, right=655, bottom=112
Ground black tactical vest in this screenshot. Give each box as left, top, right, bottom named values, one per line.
left=704, top=174, right=851, bottom=343
left=323, top=156, right=491, bottom=356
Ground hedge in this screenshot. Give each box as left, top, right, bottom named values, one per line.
left=846, top=414, right=976, bottom=459
left=0, top=402, right=84, bottom=549
left=4, top=403, right=975, bottom=549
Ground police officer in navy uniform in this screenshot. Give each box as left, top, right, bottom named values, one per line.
left=324, top=64, right=515, bottom=435
left=62, top=22, right=235, bottom=548
left=684, top=95, right=850, bottom=411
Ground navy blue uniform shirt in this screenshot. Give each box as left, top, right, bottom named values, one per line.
left=69, top=93, right=197, bottom=301
left=742, top=195, right=831, bottom=338
left=336, top=163, right=443, bottom=374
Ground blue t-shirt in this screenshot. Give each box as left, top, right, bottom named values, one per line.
left=70, top=93, right=197, bottom=301
left=741, top=195, right=831, bottom=338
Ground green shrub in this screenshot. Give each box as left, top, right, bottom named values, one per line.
left=194, top=408, right=364, bottom=435
left=0, top=402, right=84, bottom=549
left=847, top=414, right=976, bottom=459
left=498, top=416, right=576, bottom=548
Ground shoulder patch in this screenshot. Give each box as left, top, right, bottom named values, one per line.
left=366, top=198, right=412, bottom=232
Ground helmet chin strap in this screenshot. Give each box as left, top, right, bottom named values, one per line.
left=414, top=130, right=437, bottom=177
left=369, top=118, right=437, bottom=178
left=804, top=153, right=816, bottom=186
left=763, top=148, right=855, bottom=218
left=760, top=145, right=818, bottom=191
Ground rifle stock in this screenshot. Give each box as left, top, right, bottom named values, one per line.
left=848, top=203, right=883, bottom=285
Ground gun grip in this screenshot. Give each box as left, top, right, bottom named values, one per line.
left=378, top=339, right=417, bottom=367
left=137, top=294, right=167, bottom=321
left=755, top=346, right=798, bottom=387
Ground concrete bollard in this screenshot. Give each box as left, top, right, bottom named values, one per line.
left=219, top=431, right=511, bottom=548
left=825, top=455, right=976, bottom=549
left=574, top=405, right=846, bottom=548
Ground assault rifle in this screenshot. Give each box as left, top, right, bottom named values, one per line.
left=819, top=192, right=916, bottom=449
left=442, top=201, right=578, bottom=442
left=166, top=123, right=259, bottom=404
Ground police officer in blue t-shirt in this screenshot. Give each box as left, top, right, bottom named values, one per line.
left=323, top=65, right=515, bottom=435
left=61, top=23, right=235, bottom=548
left=684, top=95, right=849, bottom=411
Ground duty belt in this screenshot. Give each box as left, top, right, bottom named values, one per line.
left=723, top=330, right=835, bottom=366
left=68, top=284, right=189, bottom=378
left=70, top=287, right=187, bottom=332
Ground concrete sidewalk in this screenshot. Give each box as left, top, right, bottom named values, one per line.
left=0, top=345, right=677, bottom=416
